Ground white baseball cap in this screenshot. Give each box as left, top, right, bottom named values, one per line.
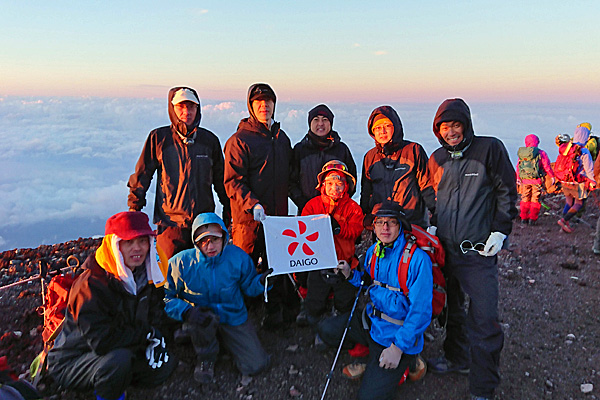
left=171, top=88, right=199, bottom=105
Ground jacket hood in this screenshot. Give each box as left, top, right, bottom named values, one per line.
left=525, top=134, right=540, bottom=147
left=191, top=212, right=230, bottom=249
left=168, top=86, right=201, bottom=137
left=247, top=83, right=276, bottom=124
left=572, top=126, right=591, bottom=146
left=367, top=106, right=404, bottom=154
left=433, top=98, right=474, bottom=152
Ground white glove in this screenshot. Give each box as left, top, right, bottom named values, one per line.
left=479, top=232, right=507, bottom=257
left=379, top=343, right=403, bottom=369
left=334, top=260, right=351, bottom=279
left=145, top=333, right=169, bottom=369
left=253, top=204, right=266, bottom=222
left=426, top=226, right=437, bottom=235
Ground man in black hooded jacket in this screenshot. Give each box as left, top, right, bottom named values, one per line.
left=360, top=105, right=435, bottom=228
left=127, top=87, right=230, bottom=259
left=223, top=83, right=298, bottom=329
left=426, top=98, right=517, bottom=400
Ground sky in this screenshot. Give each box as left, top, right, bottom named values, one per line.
left=1, top=1, right=600, bottom=251
left=1, top=1, right=599, bottom=103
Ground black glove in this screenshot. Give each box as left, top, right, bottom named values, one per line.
left=184, top=307, right=213, bottom=328
left=360, top=270, right=373, bottom=286
left=145, top=327, right=169, bottom=369
left=260, top=268, right=274, bottom=285
left=330, top=216, right=341, bottom=235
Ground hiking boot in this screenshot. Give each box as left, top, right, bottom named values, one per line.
left=520, top=219, right=529, bottom=225
left=470, top=395, right=492, bottom=400
left=194, top=361, right=215, bottom=384
left=528, top=219, right=537, bottom=226
left=427, top=356, right=469, bottom=375
left=342, top=362, right=366, bottom=380
left=409, top=355, right=427, bottom=381
left=295, top=309, right=309, bottom=327
left=558, top=218, right=573, bottom=233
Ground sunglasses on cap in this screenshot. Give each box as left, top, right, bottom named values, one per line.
left=460, top=240, right=485, bottom=254
left=322, top=162, right=348, bottom=172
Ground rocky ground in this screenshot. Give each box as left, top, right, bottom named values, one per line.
left=1, top=193, right=599, bottom=399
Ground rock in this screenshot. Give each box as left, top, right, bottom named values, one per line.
left=289, top=365, right=299, bottom=375
left=545, top=379, right=553, bottom=389
left=566, top=333, right=576, bottom=341
left=289, top=386, right=302, bottom=397
left=581, top=383, right=593, bottom=393
left=286, top=344, right=299, bottom=352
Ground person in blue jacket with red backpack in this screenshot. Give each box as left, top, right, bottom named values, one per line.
left=317, top=201, right=432, bottom=400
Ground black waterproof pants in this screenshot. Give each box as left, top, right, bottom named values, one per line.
left=443, top=252, right=504, bottom=398
left=49, top=347, right=176, bottom=400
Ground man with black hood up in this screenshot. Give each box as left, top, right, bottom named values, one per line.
left=128, top=87, right=230, bottom=259
left=360, top=106, right=435, bottom=228
left=290, top=104, right=357, bottom=213
left=224, top=83, right=297, bottom=329
left=426, top=98, right=517, bottom=400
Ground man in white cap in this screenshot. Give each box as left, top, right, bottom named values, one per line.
left=128, top=86, right=230, bottom=259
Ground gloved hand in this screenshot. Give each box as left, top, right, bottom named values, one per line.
left=253, top=204, right=266, bottom=222
left=184, top=307, right=213, bottom=327
left=426, top=226, right=437, bottom=236
left=379, top=343, right=403, bottom=369
left=330, top=215, right=341, bottom=235
left=479, top=232, right=507, bottom=257
left=334, top=260, right=351, bottom=279
left=260, top=268, right=274, bottom=285
left=145, top=329, right=169, bottom=369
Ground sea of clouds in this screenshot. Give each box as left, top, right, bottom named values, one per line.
left=0, top=96, right=598, bottom=251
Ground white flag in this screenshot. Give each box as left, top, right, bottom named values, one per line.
left=263, top=215, right=338, bottom=276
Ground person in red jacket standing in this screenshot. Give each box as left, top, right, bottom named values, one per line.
left=301, top=161, right=363, bottom=336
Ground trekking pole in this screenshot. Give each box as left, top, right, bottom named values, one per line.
left=320, top=279, right=364, bottom=400
left=39, top=259, right=48, bottom=306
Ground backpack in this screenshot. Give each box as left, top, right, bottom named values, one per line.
left=517, top=147, right=542, bottom=179
left=554, top=142, right=583, bottom=183
left=368, top=224, right=446, bottom=319
left=30, top=256, right=81, bottom=386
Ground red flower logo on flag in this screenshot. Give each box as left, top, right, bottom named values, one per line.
left=282, top=220, right=319, bottom=256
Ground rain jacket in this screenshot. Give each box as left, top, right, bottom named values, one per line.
left=516, top=134, right=555, bottom=185
left=428, top=98, right=518, bottom=258
left=164, top=213, right=265, bottom=326
left=48, top=236, right=169, bottom=367
left=301, top=193, right=363, bottom=264
left=360, top=106, right=435, bottom=228
left=347, top=231, right=432, bottom=354
left=290, top=130, right=357, bottom=212
left=224, top=84, right=292, bottom=225
left=128, top=86, right=229, bottom=228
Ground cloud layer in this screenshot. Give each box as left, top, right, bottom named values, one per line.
left=0, top=96, right=597, bottom=250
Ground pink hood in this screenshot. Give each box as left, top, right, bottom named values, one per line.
left=525, top=134, right=540, bottom=147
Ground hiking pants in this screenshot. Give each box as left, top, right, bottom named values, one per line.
left=304, top=271, right=357, bottom=320
left=443, top=252, right=504, bottom=398
left=49, top=347, right=176, bottom=400
left=157, top=225, right=193, bottom=259
left=186, top=318, right=270, bottom=376
left=318, top=310, right=416, bottom=400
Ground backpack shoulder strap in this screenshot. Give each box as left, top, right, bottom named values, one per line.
left=368, top=250, right=377, bottom=280
left=398, top=233, right=418, bottom=296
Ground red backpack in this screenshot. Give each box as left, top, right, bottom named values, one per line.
left=555, top=142, right=583, bottom=183
left=368, top=224, right=446, bottom=318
